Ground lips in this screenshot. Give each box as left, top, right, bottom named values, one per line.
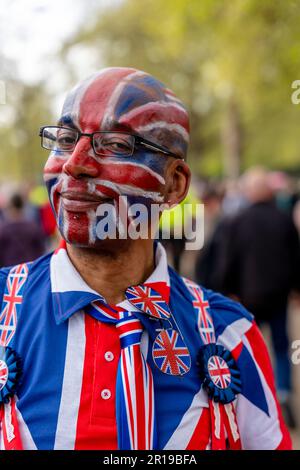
left=60, top=191, right=111, bottom=212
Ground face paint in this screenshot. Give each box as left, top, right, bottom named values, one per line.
left=43, top=67, right=190, bottom=247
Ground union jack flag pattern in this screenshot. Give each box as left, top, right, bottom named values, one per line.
left=0, top=264, right=29, bottom=451
left=116, top=312, right=156, bottom=450
left=183, top=277, right=215, bottom=344
left=125, top=285, right=171, bottom=320
left=43, top=68, right=189, bottom=247
left=0, top=263, right=29, bottom=347
left=0, top=244, right=292, bottom=450
left=182, top=276, right=242, bottom=449
left=207, top=355, right=231, bottom=389
left=152, top=329, right=191, bottom=376
left=0, top=360, right=8, bottom=390
left=85, top=301, right=156, bottom=450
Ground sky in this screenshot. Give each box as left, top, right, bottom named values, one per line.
left=0, top=0, right=86, bottom=82
left=0, top=0, right=118, bottom=113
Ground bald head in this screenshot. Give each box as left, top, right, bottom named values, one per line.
left=43, top=67, right=191, bottom=248
left=61, top=67, right=190, bottom=159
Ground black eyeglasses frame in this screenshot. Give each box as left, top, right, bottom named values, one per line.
left=39, top=126, right=183, bottom=159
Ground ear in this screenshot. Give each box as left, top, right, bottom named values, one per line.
left=164, top=159, right=191, bottom=207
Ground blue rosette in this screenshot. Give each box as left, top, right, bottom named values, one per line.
left=198, top=343, right=241, bottom=404
left=0, top=346, right=22, bottom=404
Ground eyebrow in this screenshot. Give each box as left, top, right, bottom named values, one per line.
left=105, top=120, right=133, bottom=133
left=57, top=115, right=78, bottom=129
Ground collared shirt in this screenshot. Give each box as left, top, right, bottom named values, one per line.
left=0, top=243, right=292, bottom=450
left=50, top=241, right=171, bottom=450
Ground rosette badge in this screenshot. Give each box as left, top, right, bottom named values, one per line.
left=0, top=346, right=22, bottom=404
left=198, top=343, right=242, bottom=404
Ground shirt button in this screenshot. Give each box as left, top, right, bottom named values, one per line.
left=104, top=351, right=114, bottom=362
left=101, top=389, right=111, bottom=400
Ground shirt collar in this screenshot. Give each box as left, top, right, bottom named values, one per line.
left=50, top=241, right=170, bottom=325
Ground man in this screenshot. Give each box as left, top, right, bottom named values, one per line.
left=0, top=68, right=291, bottom=450
left=212, top=167, right=300, bottom=428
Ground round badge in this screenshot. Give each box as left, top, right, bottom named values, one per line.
left=0, top=359, right=9, bottom=391
left=0, top=347, right=22, bottom=404
left=125, top=285, right=171, bottom=320
left=152, top=329, right=191, bottom=376
left=198, top=343, right=242, bottom=404
left=207, top=355, right=231, bottom=389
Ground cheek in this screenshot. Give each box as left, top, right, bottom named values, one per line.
left=43, top=153, right=68, bottom=216
left=94, top=152, right=168, bottom=201
left=132, top=152, right=167, bottom=183
left=43, top=153, right=66, bottom=180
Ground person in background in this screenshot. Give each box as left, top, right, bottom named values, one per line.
left=268, top=171, right=299, bottom=216
left=28, top=184, right=58, bottom=249
left=195, top=182, right=228, bottom=288
left=0, top=193, right=45, bottom=267
left=222, top=179, right=248, bottom=217
left=214, top=167, right=300, bottom=428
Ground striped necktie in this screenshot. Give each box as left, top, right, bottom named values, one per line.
left=86, top=302, right=157, bottom=450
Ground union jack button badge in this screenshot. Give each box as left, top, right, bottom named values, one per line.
left=152, top=329, right=191, bottom=376
left=0, top=346, right=22, bottom=404
left=198, top=343, right=241, bottom=404
left=125, top=285, right=171, bottom=320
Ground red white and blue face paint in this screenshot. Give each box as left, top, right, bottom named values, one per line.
left=43, top=67, right=190, bottom=247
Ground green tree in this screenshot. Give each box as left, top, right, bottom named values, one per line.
left=61, top=0, right=300, bottom=178
left=0, top=80, right=53, bottom=181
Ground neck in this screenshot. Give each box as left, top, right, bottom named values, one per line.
left=67, top=239, right=155, bottom=305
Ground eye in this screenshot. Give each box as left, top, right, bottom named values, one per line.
left=93, top=133, right=134, bottom=156
left=57, top=130, right=77, bottom=149
left=103, top=141, right=132, bottom=152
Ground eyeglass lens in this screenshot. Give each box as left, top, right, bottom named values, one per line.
left=42, top=127, right=135, bottom=157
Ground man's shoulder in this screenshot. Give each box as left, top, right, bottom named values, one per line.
left=0, top=251, right=53, bottom=289
left=203, top=286, right=253, bottom=322
left=169, top=269, right=253, bottom=335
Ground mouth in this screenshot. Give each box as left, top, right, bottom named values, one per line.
left=60, top=191, right=113, bottom=212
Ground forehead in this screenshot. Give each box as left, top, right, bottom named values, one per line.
left=60, top=68, right=189, bottom=157
left=60, top=68, right=185, bottom=129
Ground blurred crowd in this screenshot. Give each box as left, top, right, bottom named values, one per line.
left=1, top=167, right=300, bottom=431
left=164, top=166, right=300, bottom=432
left=0, top=183, right=57, bottom=267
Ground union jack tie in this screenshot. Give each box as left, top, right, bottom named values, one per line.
left=86, top=302, right=156, bottom=450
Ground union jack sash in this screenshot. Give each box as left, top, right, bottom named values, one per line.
left=0, top=263, right=29, bottom=450
left=183, top=277, right=241, bottom=450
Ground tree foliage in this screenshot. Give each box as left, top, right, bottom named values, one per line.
left=1, top=0, right=300, bottom=180
left=0, top=80, right=53, bottom=181
left=61, top=0, right=300, bottom=177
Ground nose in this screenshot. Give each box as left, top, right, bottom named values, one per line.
left=63, top=136, right=99, bottom=179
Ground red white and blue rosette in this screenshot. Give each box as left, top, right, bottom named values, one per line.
left=0, top=346, right=22, bottom=404
left=198, top=343, right=241, bottom=404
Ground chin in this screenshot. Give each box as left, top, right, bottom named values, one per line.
left=58, top=214, right=133, bottom=254
left=64, top=234, right=134, bottom=255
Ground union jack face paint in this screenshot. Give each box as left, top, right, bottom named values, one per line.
left=43, top=67, right=190, bottom=247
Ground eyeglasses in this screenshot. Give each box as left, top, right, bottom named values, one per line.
left=39, top=126, right=182, bottom=159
